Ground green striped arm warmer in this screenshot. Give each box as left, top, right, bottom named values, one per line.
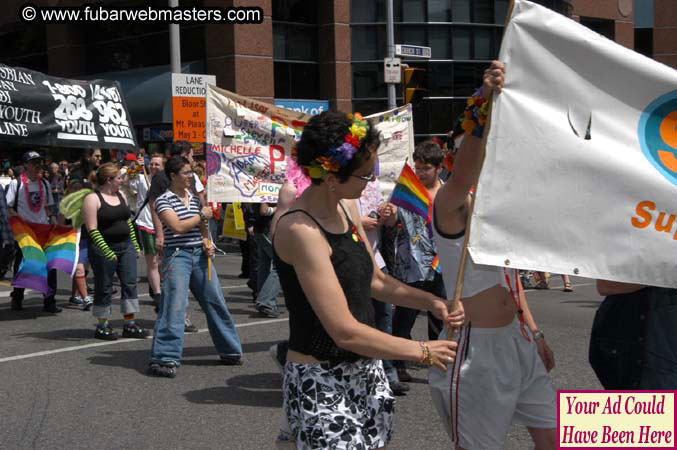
left=127, top=219, right=141, bottom=253
left=89, top=229, right=117, bottom=260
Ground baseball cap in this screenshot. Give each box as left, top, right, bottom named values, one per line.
left=22, top=151, right=42, bottom=162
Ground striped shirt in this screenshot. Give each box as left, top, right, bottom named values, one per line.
left=155, top=189, right=203, bottom=248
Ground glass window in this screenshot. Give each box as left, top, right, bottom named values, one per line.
left=472, top=0, right=493, bottom=23
left=273, top=0, right=317, bottom=24
left=429, top=28, right=451, bottom=60
left=402, top=0, right=426, bottom=22
left=451, top=0, right=470, bottom=22
left=453, top=63, right=481, bottom=96
left=352, top=63, right=387, bottom=99
left=351, top=0, right=387, bottom=22
left=428, top=99, right=455, bottom=134
left=273, top=24, right=317, bottom=61
left=398, top=26, right=427, bottom=48
left=353, top=100, right=389, bottom=118
left=452, top=28, right=471, bottom=59
left=473, top=29, right=492, bottom=59
left=274, top=62, right=319, bottom=99
left=351, top=26, right=386, bottom=61
left=429, top=63, right=453, bottom=97
left=428, top=0, right=450, bottom=21
left=495, top=0, right=510, bottom=23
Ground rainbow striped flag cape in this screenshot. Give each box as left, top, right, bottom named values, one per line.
left=389, top=163, right=432, bottom=226
left=9, top=216, right=79, bottom=295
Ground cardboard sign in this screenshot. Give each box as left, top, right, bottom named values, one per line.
left=172, top=73, right=216, bottom=143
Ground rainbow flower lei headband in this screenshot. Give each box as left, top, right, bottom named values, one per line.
left=302, top=113, right=369, bottom=179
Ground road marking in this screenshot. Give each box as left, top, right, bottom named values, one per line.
left=0, top=317, right=288, bottom=363
left=0, top=283, right=249, bottom=300
left=523, top=282, right=595, bottom=292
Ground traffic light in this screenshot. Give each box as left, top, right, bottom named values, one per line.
left=402, top=67, right=427, bottom=107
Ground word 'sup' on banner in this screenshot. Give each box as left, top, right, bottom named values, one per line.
left=365, top=104, right=415, bottom=198
left=0, top=64, right=137, bottom=150
left=206, top=85, right=312, bottom=203
left=468, top=0, right=677, bottom=288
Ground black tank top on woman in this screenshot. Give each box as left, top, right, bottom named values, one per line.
left=96, top=191, right=131, bottom=244
left=274, top=204, right=375, bottom=365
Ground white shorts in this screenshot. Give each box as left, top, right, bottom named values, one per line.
left=429, top=319, right=556, bottom=449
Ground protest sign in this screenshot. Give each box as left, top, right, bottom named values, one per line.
left=365, top=104, right=415, bottom=197
left=467, top=0, right=677, bottom=288
left=206, top=87, right=415, bottom=203
left=0, top=64, right=137, bottom=150
left=206, top=85, right=311, bottom=203
left=172, top=73, right=215, bottom=142
left=222, top=204, right=247, bottom=241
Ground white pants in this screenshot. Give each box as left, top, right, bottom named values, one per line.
left=429, top=320, right=556, bottom=449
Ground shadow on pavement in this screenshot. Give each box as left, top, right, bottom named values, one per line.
left=13, top=328, right=94, bottom=340
left=561, top=300, right=602, bottom=309
left=183, top=373, right=283, bottom=407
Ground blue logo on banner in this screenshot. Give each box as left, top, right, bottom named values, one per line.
left=274, top=99, right=329, bottom=116
left=638, top=90, right=677, bottom=186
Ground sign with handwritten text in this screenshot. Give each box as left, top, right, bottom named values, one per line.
left=172, top=73, right=216, bottom=143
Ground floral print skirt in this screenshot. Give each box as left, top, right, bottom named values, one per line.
left=283, top=358, right=395, bottom=449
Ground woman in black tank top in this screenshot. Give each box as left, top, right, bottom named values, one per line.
left=82, top=163, right=146, bottom=341
left=273, top=111, right=465, bottom=449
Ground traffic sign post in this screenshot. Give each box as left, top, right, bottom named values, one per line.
left=384, top=57, right=402, bottom=84
left=395, top=44, right=432, bottom=59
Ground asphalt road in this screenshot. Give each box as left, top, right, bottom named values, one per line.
left=0, top=253, right=603, bottom=450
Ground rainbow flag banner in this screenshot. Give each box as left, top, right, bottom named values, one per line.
left=431, top=254, right=441, bottom=274
left=389, top=163, right=432, bottom=224
left=9, top=216, right=79, bottom=295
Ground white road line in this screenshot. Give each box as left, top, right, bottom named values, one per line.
left=0, top=317, right=288, bottom=363
left=523, top=282, right=595, bottom=292
left=0, top=284, right=249, bottom=300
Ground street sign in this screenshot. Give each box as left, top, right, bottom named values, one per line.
left=395, top=44, right=431, bottom=58
left=384, top=57, right=402, bottom=83
left=171, top=73, right=216, bottom=143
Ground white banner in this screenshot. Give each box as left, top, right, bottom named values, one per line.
left=366, top=104, right=415, bottom=198
left=206, top=85, right=311, bottom=203
left=206, top=86, right=415, bottom=203
left=468, top=0, right=677, bottom=288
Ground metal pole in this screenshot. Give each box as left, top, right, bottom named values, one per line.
left=169, top=0, right=181, bottom=73
left=386, top=0, right=396, bottom=109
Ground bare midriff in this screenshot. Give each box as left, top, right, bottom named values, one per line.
left=287, top=350, right=324, bottom=364
left=461, top=284, right=517, bottom=328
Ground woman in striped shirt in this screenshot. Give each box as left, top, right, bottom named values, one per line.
left=148, top=156, right=243, bottom=378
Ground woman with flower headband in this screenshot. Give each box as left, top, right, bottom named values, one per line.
left=273, top=111, right=465, bottom=449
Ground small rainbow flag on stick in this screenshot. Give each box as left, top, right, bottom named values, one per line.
left=9, top=217, right=79, bottom=296
left=389, top=163, right=432, bottom=225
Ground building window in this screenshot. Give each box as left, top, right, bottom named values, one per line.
left=273, top=0, right=319, bottom=99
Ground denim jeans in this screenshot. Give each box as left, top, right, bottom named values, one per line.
left=372, top=299, right=398, bottom=383
left=392, top=274, right=446, bottom=369
left=89, top=239, right=138, bottom=319
left=150, top=246, right=243, bottom=365
left=254, top=232, right=281, bottom=313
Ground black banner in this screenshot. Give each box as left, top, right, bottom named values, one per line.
left=0, top=64, right=137, bottom=150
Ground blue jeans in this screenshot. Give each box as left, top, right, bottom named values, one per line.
left=89, top=239, right=138, bottom=319
left=372, top=299, right=398, bottom=383
left=150, top=246, right=243, bottom=365
left=254, top=232, right=281, bottom=313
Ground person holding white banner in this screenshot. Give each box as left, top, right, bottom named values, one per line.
left=430, top=61, right=556, bottom=450
left=273, top=111, right=464, bottom=449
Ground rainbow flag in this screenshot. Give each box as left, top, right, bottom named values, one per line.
left=9, top=217, right=79, bottom=295
left=389, top=163, right=432, bottom=225
left=432, top=254, right=441, bottom=274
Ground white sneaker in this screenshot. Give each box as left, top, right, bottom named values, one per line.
left=82, top=296, right=93, bottom=311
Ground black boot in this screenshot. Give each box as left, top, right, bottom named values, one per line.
left=10, top=291, right=23, bottom=311
left=43, top=298, right=62, bottom=313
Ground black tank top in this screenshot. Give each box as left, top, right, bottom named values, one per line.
left=96, top=191, right=131, bottom=244
left=274, top=204, right=375, bottom=365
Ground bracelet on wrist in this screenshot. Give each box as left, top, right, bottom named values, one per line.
left=419, top=341, right=434, bottom=367
left=532, top=329, right=545, bottom=340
